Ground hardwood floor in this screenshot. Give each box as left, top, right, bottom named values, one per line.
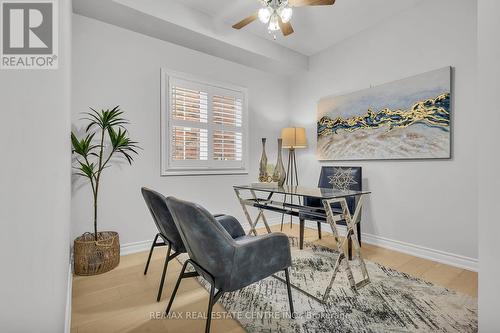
left=71, top=224, right=477, bottom=332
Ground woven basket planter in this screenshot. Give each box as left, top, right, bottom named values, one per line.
left=74, top=231, right=120, bottom=276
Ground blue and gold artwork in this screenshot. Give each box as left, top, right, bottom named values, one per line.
left=317, top=67, right=451, bottom=160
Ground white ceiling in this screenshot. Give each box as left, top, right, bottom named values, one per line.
left=76, top=0, right=424, bottom=74
left=165, top=0, right=423, bottom=56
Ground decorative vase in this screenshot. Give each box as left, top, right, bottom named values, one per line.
left=272, top=138, right=286, bottom=187
left=259, top=138, right=269, bottom=182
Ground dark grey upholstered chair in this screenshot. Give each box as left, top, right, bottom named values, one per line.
left=165, top=196, right=294, bottom=333
left=301, top=166, right=362, bottom=256
left=141, top=188, right=246, bottom=302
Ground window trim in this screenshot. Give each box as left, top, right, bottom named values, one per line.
left=160, top=68, right=249, bottom=176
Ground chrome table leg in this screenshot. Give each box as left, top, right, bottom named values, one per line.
left=321, top=195, right=370, bottom=301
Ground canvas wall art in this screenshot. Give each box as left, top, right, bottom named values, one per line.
left=317, top=67, right=451, bottom=160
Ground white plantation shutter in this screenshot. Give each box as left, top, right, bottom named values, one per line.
left=212, top=93, right=243, bottom=163
left=172, top=126, right=208, bottom=161
left=171, top=87, right=208, bottom=123
left=162, top=70, right=248, bottom=175
left=213, top=130, right=242, bottom=161
left=213, top=95, right=243, bottom=127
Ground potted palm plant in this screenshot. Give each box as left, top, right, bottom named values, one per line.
left=71, top=106, right=139, bottom=275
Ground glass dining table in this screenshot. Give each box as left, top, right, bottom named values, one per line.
left=233, top=183, right=371, bottom=302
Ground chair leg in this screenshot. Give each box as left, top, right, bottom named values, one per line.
left=144, top=233, right=159, bottom=275
left=205, top=282, right=216, bottom=333
left=284, top=268, right=295, bottom=318
left=357, top=222, right=362, bottom=247
left=157, top=244, right=171, bottom=302
left=317, top=222, right=322, bottom=239
left=299, top=218, right=305, bottom=250
left=165, top=260, right=189, bottom=315
left=280, top=193, right=288, bottom=232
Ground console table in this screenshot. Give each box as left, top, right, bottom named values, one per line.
left=233, top=184, right=371, bottom=301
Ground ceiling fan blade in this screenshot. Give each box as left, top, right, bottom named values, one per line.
left=232, top=13, right=258, bottom=29
left=288, top=0, right=335, bottom=7
left=278, top=17, right=294, bottom=36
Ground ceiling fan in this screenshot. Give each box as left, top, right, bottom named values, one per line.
left=232, top=0, right=336, bottom=37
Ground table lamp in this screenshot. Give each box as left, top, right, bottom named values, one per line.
left=280, top=127, right=307, bottom=229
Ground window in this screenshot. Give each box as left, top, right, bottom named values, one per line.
left=161, top=69, right=248, bottom=175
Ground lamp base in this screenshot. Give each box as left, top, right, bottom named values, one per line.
left=281, top=148, right=299, bottom=230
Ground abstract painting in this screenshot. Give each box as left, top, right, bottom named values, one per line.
left=317, top=67, right=451, bottom=160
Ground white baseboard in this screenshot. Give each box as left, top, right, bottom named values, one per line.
left=119, top=218, right=478, bottom=272
left=64, top=259, right=73, bottom=333
left=302, top=220, right=477, bottom=272
left=121, top=240, right=152, bottom=255
left=359, top=232, right=478, bottom=272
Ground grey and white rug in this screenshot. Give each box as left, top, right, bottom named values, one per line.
left=178, top=237, right=477, bottom=332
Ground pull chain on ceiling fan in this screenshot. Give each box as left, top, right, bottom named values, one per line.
left=232, top=0, right=336, bottom=38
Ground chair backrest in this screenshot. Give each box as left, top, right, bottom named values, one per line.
left=318, top=166, right=362, bottom=212
left=165, top=196, right=235, bottom=283
left=141, top=187, right=185, bottom=253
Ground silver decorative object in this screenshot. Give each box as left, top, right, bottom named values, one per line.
left=259, top=138, right=269, bottom=182
left=272, top=138, right=286, bottom=187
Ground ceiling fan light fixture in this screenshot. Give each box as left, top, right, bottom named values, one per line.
left=258, top=7, right=272, bottom=23
left=268, top=13, right=280, bottom=31
left=278, top=6, right=293, bottom=23
left=234, top=0, right=337, bottom=37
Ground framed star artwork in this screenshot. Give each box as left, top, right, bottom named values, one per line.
left=317, top=166, right=362, bottom=194
left=328, top=168, right=358, bottom=191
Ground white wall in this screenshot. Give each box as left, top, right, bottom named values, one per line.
left=0, top=1, right=72, bottom=332
left=288, top=0, right=478, bottom=265
left=477, top=0, right=500, bottom=329
left=71, top=15, right=289, bottom=245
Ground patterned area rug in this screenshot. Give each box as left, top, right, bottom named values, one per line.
left=178, top=237, right=477, bottom=332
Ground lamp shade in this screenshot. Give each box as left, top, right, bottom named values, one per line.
left=281, top=127, right=307, bottom=149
